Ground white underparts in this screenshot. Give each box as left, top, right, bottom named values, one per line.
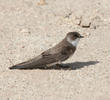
left=71, top=38, right=80, bottom=47
left=67, top=37, right=80, bottom=47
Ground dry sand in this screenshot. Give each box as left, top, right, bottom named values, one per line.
left=0, top=0, right=110, bottom=100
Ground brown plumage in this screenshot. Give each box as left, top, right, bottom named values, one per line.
left=9, top=32, right=83, bottom=69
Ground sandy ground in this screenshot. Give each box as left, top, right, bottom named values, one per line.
left=0, top=0, right=110, bottom=100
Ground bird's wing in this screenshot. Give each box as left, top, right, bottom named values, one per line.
left=9, top=46, right=71, bottom=69
left=41, top=46, right=72, bottom=62
left=9, top=55, right=43, bottom=69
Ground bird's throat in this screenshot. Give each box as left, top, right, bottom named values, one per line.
left=67, top=38, right=80, bottom=47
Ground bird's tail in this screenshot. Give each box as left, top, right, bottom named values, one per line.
left=9, top=65, right=26, bottom=69
left=9, top=55, right=43, bottom=70
left=9, top=61, right=36, bottom=69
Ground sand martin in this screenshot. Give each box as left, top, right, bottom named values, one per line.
left=9, top=32, right=84, bottom=69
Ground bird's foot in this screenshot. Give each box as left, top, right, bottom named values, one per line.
left=56, top=64, right=69, bottom=68
left=56, top=64, right=63, bottom=67
left=56, top=64, right=70, bottom=69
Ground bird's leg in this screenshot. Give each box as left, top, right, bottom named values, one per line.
left=56, top=61, right=64, bottom=68
left=56, top=61, right=70, bottom=68
left=46, top=61, right=64, bottom=69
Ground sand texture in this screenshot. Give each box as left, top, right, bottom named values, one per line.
left=0, top=0, right=110, bottom=100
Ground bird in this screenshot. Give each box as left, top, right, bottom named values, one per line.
left=9, top=32, right=84, bottom=69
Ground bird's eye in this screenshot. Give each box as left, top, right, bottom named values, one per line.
left=74, top=34, right=78, bottom=37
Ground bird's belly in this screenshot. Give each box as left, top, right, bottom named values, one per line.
left=46, top=62, right=58, bottom=67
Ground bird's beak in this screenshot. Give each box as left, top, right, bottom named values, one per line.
left=79, top=35, right=84, bottom=38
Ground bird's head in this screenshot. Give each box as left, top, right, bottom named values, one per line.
left=66, top=32, right=84, bottom=47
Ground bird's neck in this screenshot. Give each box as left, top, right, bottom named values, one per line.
left=62, top=38, right=77, bottom=49
left=66, top=37, right=80, bottom=47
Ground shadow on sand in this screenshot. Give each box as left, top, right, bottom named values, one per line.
left=23, top=61, right=99, bottom=70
